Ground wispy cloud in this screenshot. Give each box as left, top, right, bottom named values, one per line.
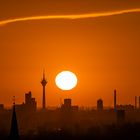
left=0, top=8, right=140, bottom=26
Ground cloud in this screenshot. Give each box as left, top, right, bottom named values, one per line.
left=0, top=8, right=140, bottom=26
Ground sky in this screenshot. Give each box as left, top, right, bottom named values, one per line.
left=0, top=0, right=140, bottom=108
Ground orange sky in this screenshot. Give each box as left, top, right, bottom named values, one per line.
left=0, top=0, right=140, bottom=108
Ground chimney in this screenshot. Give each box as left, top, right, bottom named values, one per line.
left=114, top=89, right=117, bottom=112
left=139, top=96, right=140, bottom=109
left=135, top=96, right=137, bottom=109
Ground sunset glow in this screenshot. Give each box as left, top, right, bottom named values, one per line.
left=0, top=0, right=140, bottom=108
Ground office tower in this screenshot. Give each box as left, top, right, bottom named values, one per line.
left=25, top=91, right=32, bottom=104
left=25, top=91, right=37, bottom=111
left=64, top=99, right=72, bottom=108
left=114, top=89, right=117, bottom=112
left=41, top=71, right=47, bottom=109
left=97, top=99, right=103, bottom=111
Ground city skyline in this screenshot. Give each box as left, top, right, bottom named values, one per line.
left=0, top=1, right=140, bottom=139
left=1, top=89, right=140, bottom=139
left=0, top=0, right=140, bottom=107
left=0, top=72, right=140, bottom=110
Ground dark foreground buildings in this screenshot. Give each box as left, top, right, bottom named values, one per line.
left=0, top=97, right=140, bottom=140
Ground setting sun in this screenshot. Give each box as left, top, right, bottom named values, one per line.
left=55, top=71, right=78, bottom=90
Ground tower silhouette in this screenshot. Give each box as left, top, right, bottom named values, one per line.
left=41, top=70, right=47, bottom=110
left=9, top=97, right=20, bottom=140
left=114, top=89, right=117, bottom=112
left=135, top=96, right=137, bottom=109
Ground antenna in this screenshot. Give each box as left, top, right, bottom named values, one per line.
left=13, top=96, right=15, bottom=105
left=43, top=68, right=45, bottom=79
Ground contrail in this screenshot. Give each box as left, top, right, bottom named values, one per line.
left=0, top=8, right=140, bottom=26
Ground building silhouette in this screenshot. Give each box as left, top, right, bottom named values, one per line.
left=15, top=91, right=37, bottom=112
left=0, top=104, right=4, bottom=110
left=9, top=102, right=20, bottom=140
left=97, top=99, right=103, bottom=111
left=64, top=99, right=72, bottom=108
left=25, top=91, right=37, bottom=112
left=41, top=70, right=47, bottom=110
left=61, top=98, right=79, bottom=111
left=116, top=104, right=134, bottom=111
left=61, top=98, right=72, bottom=111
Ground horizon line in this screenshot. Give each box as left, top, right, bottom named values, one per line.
left=0, top=8, right=140, bottom=26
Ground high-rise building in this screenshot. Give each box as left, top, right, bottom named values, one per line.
left=61, top=99, right=79, bottom=111
left=25, top=91, right=37, bottom=111
left=41, top=71, right=47, bottom=110
left=25, top=91, right=32, bottom=104
left=64, top=99, right=72, bottom=108
left=97, top=99, right=103, bottom=111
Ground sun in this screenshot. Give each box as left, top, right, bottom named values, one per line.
left=55, top=71, right=78, bottom=90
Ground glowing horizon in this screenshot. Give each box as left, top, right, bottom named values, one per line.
left=0, top=8, right=140, bottom=26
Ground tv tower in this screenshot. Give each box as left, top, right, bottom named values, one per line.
left=41, top=70, right=47, bottom=110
